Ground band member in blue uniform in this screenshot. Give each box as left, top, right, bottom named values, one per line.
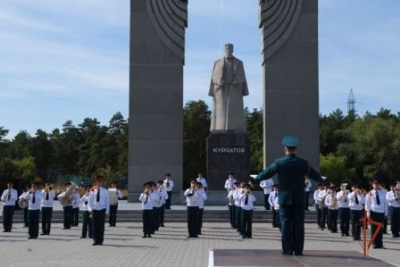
left=255, top=136, right=324, bottom=256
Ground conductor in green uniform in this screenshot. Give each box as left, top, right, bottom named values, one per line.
left=255, top=136, right=324, bottom=256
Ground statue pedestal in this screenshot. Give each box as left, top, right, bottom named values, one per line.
left=206, top=133, right=251, bottom=190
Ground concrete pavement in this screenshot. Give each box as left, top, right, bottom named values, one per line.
left=0, top=221, right=399, bottom=267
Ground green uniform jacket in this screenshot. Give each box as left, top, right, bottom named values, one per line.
left=256, top=154, right=323, bottom=206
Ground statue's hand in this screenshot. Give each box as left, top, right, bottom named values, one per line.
left=231, top=79, right=239, bottom=85
left=218, top=80, right=225, bottom=86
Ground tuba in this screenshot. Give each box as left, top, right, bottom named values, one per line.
left=59, top=182, right=76, bottom=207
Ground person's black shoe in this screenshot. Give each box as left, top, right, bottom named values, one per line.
left=80, top=236, right=86, bottom=239
left=142, top=235, right=147, bottom=238
left=282, top=251, right=293, bottom=255
left=160, top=224, right=165, bottom=227
left=242, top=235, right=246, bottom=239
left=92, top=243, right=100, bottom=246
left=295, top=252, right=303, bottom=256
left=3, top=230, right=8, bottom=232
left=147, top=234, right=152, bottom=238
left=40, top=233, right=46, bottom=236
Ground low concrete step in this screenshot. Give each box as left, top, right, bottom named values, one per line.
left=8, top=209, right=317, bottom=223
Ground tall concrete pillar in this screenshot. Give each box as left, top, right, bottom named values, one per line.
left=128, top=0, right=188, bottom=201
left=259, top=0, right=319, bottom=168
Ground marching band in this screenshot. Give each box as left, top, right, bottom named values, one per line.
left=1, top=175, right=400, bottom=252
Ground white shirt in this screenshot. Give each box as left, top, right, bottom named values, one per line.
left=80, top=194, right=90, bottom=211
left=317, top=190, right=328, bottom=207
left=23, top=190, right=43, bottom=210
left=260, top=178, right=274, bottom=194
left=163, top=178, right=174, bottom=192
left=184, top=188, right=206, bottom=207
left=108, top=188, right=122, bottom=205
left=386, top=190, right=400, bottom=208
left=304, top=179, right=312, bottom=192
left=196, top=177, right=208, bottom=189
left=197, top=188, right=207, bottom=209
left=273, top=197, right=280, bottom=210
left=40, top=189, right=55, bottom=208
left=72, top=192, right=81, bottom=209
left=268, top=190, right=278, bottom=208
left=224, top=178, right=237, bottom=191
left=336, top=190, right=350, bottom=208
left=151, top=190, right=162, bottom=208
left=348, top=191, right=365, bottom=210
left=1, top=188, right=18, bottom=206
left=87, top=187, right=110, bottom=214
left=365, top=189, right=387, bottom=216
left=232, top=188, right=243, bottom=207
left=313, top=189, right=321, bottom=204
left=157, top=186, right=168, bottom=205
left=238, top=193, right=256, bottom=211
left=139, top=193, right=156, bottom=210
left=325, top=193, right=338, bottom=210
left=139, top=193, right=154, bottom=210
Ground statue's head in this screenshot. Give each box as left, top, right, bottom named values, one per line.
left=224, top=43, right=234, bottom=58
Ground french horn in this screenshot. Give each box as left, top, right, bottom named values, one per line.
left=18, top=198, right=29, bottom=209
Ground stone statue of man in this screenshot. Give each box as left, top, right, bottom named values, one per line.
left=209, top=43, right=249, bottom=133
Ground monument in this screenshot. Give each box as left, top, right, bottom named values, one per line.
left=206, top=43, right=251, bottom=190
left=129, top=0, right=319, bottom=202
left=128, top=0, right=188, bottom=201
left=209, top=44, right=249, bottom=133
left=259, top=0, right=320, bottom=169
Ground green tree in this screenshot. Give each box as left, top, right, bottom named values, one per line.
left=31, top=129, right=54, bottom=179
left=319, top=153, right=356, bottom=187
left=109, top=113, right=128, bottom=178
left=9, top=131, right=32, bottom=160
left=50, top=121, right=82, bottom=174
left=183, top=100, right=211, bottom=187
left=0, top=126, right=10, bottom=158
left=12, top=156, right=37, bottom=183
left=245, top=108, right=263, bottom=173
left=336, top=115, right=400, bottom=187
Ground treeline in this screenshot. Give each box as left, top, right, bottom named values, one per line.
left=1, top=102, right=400, bottom=190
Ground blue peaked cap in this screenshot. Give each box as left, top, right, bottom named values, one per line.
left=281, top=136, right=300, bottom=147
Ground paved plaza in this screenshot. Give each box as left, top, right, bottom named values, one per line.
left=0, top=219, right=399, bottom=267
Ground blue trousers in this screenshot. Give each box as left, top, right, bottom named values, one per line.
left=279, top=204, right=305, bottom=254
left=41, top=207, right=53, bottom=234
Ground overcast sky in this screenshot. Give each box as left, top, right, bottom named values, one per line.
left=1, top=0, right=399, bottom=139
